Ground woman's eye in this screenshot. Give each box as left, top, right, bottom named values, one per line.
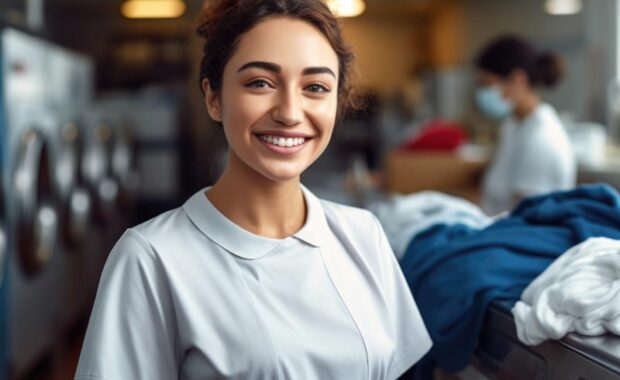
left=306, top=83, right=330, bottom=93
left=246, top=79, right=273, bottom=89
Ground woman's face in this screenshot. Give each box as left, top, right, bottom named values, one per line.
left=204, top=17, right=340, bottom=183
left=476, top=69, right=528, bottom=104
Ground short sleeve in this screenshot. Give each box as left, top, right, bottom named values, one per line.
left=370, top=214, right=433, bottom=379
left=74, top=229, right=179, bottom=380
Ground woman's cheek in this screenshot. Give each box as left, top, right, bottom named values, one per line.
left=311, top=98, right=338, bottom=128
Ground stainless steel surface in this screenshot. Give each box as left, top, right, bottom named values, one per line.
left=3, top=28, right=64, bottom=374
left=2, top=25, right=121, bottom=377
left=55, top=121, right=92, bottom=247
left=13, top=129, right=58, bottom=275
left=55, top=122, right=78, bottom=201
left=82, top=121, right=119, bottom=224
left=475, top=301, right=620, bottom=380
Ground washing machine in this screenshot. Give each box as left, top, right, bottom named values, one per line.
left=2, top=28, right=64, bottom=376
left=96, top=97, right=140, bottom=211
left=2, top=27, right=131, bottom=377
left=79, top=109, right=123, bottom=310
left=47, top=43, right=95, bottom=336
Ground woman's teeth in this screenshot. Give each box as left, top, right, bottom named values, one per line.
left=258, top=135, right=306, bottom=147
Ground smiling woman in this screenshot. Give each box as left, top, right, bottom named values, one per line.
left=202, top=16, right=341, bottom=186
left=74, top=1, right=432, bottom=379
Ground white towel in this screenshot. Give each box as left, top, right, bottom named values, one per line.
left=512, top=237, right=620, bottom=345
left=368, top=191, right=491, bottom=259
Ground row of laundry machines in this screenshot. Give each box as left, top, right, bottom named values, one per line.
left=0, top=27, right=139, bottom=378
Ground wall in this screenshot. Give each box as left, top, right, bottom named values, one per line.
left=340, top=15, right=426, bottom=96
left=459, top=0, right=618, bottom=124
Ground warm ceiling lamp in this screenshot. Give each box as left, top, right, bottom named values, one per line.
left=121, top=0, right=186, bottom=19
left=544, top=0, right=582, bottom=15
left=325, top=0, right=366, bottom=18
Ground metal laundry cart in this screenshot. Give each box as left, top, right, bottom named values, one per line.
left=474, top=301, right=620, bottom=380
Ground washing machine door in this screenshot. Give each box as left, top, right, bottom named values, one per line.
left=82, top=122, right=118, bottom=225
left=55, top=122, right=91, bottom=248
left=54, top=122, right=78, bottom=204
left=13, top=129, right=58, bottom=275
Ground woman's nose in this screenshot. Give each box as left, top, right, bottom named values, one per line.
left=271, top=88, right=303, bottom=126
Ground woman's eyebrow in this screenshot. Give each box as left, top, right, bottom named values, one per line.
left=302, top=67, right=336, bottom=78
left=237, top=61, right=281, bottom=73
left=237, top=61, right=336, bottom=78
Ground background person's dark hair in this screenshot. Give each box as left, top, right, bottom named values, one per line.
left=196, top=0, right=360, bottom=121
left=475, top=35, right=565, bottom=88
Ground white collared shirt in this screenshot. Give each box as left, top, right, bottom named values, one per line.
left=75, top=185, right=431, bottom=380
left=482, top=103, right=576, bottom=215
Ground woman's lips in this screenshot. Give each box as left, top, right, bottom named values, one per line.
left=253, top=133, right=311, bottom=155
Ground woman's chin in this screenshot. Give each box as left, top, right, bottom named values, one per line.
left=262, top=171, right=303, bottom=183
left=257, top=163, right=308, bottom=183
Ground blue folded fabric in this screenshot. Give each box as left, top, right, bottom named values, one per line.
left=398, top=184, right=620, bottom=379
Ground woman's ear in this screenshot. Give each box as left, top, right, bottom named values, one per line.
left=202, top=78, right=222, bottom=122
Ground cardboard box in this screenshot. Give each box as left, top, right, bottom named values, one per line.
left=384, top=150, right=488, bottom=202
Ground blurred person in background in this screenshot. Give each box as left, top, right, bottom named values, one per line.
left=74, top=0, right=431, bottom=379
left=475, top=35, right=576, bottom=215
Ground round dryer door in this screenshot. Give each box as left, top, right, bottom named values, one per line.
left=55, top=122, right=91, bottom=248
left=82, top=122, right=118, bottom=225
left=55, top=122, right=79, bottom=202
left=13, top=130, right=58, bottom=275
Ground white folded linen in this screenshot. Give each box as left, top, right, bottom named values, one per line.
left=512, top=237, right=620, bottom=345
left=368, top=191, right=491, bottom=259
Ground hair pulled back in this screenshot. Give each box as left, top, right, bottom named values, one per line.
left=196, top=0, right=359, bottom=118
left=476, top=35, right=565, bottom=87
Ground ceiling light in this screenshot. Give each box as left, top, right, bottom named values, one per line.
left=121, top=0, right=186, bottom=19
left=326, top=0, right=366, bottom=18
left=544, top=0, right=582, bottom=15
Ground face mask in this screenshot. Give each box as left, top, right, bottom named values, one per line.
left=475, top=86, right=513, bottom=119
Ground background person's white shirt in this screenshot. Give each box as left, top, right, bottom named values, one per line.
left=482, top=103, right=576, bottom=215
left=75, top=185, right=432, bottom=380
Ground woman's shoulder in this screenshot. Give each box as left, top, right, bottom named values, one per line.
left=132, top=206, right=190, bottom=241
left=320, top=197, right=375, bottom=219
left=531, top=103, right=563, bottom=129
left=318, top=198, right=383, bottom=238
left=113, top=205, right=199, bottom=262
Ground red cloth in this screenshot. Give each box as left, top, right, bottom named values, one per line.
left=401, top=120, right=468, bottom=151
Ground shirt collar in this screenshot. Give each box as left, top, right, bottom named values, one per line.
left=182, top=184, right=328, bottom=260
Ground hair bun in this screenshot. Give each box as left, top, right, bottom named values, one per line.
left=196, top=0, right=230, bottom=39
left=535, top=52, right=565, bottom=87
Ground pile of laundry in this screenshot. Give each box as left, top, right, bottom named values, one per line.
left=368, top=191, right=493, bottom=260
left=371, top=184, right=620, bottom=379
left=512, top=237, right=620, bottom=345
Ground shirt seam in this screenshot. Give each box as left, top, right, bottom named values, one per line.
left=318, top=244, right=371, bottom=380
left=125, top=228, right=184, bottom=369
left=228, top=255, right=284, bottom=380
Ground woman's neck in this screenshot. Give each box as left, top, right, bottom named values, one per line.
left=206, top=151, right=307, bottom=239
left=513, top=92, right=540, bottom=121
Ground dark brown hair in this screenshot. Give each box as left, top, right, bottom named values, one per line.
left=476, top=35, right=565, bottom=88
left=196, top=0, right=359, bottom=120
